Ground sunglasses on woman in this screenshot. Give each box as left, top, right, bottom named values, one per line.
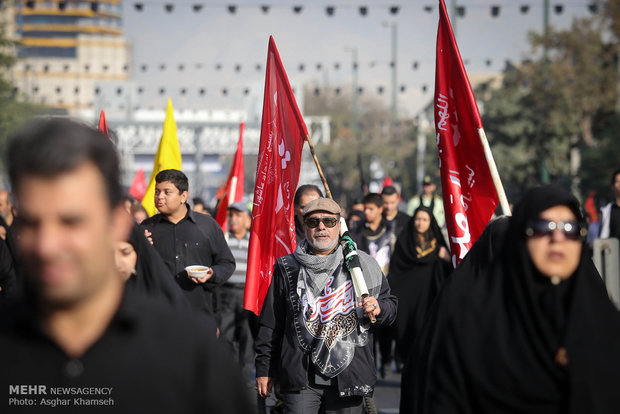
left=304, top=216, right=339, bottom=229
left=525, top=219, right=584, bottom=240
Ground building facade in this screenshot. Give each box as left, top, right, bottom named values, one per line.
left=10, top=0, right=129, bottom=117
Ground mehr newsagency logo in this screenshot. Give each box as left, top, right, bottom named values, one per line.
left=9, top=385, right=114, bottom=408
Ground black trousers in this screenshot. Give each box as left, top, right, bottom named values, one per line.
left=219, top=285, right=254, bottom=383
left=281, top=385, right=363, bottom=414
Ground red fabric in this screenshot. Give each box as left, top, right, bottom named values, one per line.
left=215, top=122, right=245, bottom=231
left=435, top=0, right=499, bottom=266
left=98, top=110, right=109, bottom=138
left=584, top=191, right=598, bottom=222
left=128, top=168, right=147, bottom=201
left=381, top=176, right=393, bottom=189
left=244, top=36, right=307, bottom=315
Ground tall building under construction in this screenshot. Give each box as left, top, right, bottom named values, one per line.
left=9, top=0, right=129, bottom=117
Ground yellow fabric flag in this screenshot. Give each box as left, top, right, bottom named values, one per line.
left=141, top=99, right=182, bottom=216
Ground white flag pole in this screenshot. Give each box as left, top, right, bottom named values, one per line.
left=228, top=176, right=238, bottom=205
left=478, top=128, right=511, bottom=216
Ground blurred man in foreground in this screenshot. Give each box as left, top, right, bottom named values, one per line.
left=0, top=118, right=250, bottom=413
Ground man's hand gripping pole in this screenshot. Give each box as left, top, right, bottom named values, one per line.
left=339, top=218, right=376, bottom=323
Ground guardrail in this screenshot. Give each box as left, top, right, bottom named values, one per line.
left=593, top=238, right=620, bottom=309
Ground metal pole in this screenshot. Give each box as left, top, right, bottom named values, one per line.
left=543, top=0, right=549, bottom=61
left=353, top=47, right=359, bottom=142
left=391, top=23, right=397, bottom=132
left=593, top=238, right=620, bottom=309
left=346, top=47, right=359, bottom=142
left=541, top=0, right=551, bottom=184
left=194, top=127, right=203, bottom=196
left=451, top=0, right=457, bottom=38
left=416, top=115, right=428, bottom=194
left=543, top=0, right=550, bottom=39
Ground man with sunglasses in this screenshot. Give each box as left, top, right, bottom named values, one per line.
left=255, top=197, right=397, bottom=413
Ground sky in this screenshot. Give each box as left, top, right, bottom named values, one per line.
left=122, top=0, right=596, bottom=118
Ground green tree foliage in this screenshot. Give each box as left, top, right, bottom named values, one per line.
left=479, top=8, right=619, bottom=201
left=303, top=85, right=419, bottom=204
left=581, top=112, right=620, bottom=203
left=0, top=23, right=40, bottom=169
left=305, top=4, right=620, bottom=206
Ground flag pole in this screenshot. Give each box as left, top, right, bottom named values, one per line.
left=305, top=134, right=333, bottom=199
left=478, top=128, right=511, bottom=216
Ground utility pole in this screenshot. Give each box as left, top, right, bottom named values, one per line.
left=194, top=128, right=203, bottom=195
left=416, top=114, right=429, bottom=194
left=451, top=0, right=457, bottom=38
left=390, top=23, right=397, bottom=132
left=383, top=22, right=398, bottom=139
left=541, top=0, right=551, bottom=184
left=543, top=0, right=550, bottom=62
left=345, top=47, right=359, bottom=141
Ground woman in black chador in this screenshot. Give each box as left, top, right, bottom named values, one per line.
left=116, top=223, right=187, bottom=308
left=401, top=185, right=620, bottom=414
left=388, top=206, right=451, bottom=363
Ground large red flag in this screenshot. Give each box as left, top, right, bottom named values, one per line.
left=128, top=167, right=147, bottom=201
left=244, top=36, right=307, bottom=314
left=215, top=122, right=245, bottom=231
left=435, top=0, right=499, bottom=266
left=98, top=110, right=109, bottom=138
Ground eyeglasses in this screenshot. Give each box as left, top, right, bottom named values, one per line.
left=304, top=216, right=339, bottom=229
left=525, top=219, right=583, bottom=241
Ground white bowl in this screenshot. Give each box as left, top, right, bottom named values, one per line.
left=185, top=265, right=209, bottom=278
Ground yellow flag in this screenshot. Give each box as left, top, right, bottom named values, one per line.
left=141, top=99, right=182, bottom=216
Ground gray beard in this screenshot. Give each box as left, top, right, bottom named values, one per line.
left=307, top=236, right=339, bottom=254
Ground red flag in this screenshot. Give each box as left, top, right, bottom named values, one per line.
left=215, top=122, right=245, bottom=231
left=381, top=176, right=394, bottom=190
left=435, top=0, right=499, bottom=266
left=98, top=110, right=109, bottom=138
left=244, top=36, right=307, bottom=314
left=128, top=168, right=147, bottom=201
left=584, top=191, right=598, bottom=222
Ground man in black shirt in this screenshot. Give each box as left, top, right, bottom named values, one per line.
left=0, top=236, right=16, bottom=307
left=351, top=193, right=396, bottom=275
left=600, top=168, right=620, bottom=240
left=141, top=169, right=235, bottom=320
left=381, top=185, right=410, bottom=238
left=0, top=118, right=250, bottom=412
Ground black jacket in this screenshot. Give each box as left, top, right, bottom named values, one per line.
left=0, top=236, right=17, bottom=307
left=0, top=287, right=251, bottom=413
left=141, top=206, right=235, bottom=316
left=255, top=250, right=397, bottom=397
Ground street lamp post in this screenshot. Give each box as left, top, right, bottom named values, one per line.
left=345, top=47, right=359, bottom=141
left=383, top=22, right=397, bottom=137
left=451, top=0, right=458, bottom=37
left=541, top=0, right=551, bottom=184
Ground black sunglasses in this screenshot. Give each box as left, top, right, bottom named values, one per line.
left=305, top=216, right=339, bottom=229
left=525, top=219, right=583, bottom=240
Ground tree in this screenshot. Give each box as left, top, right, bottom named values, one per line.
left=0, top=21, right=40, bottom=171
left=303, top=84, right=419, bottom=204
left=479, top=8, right=619, bottom=202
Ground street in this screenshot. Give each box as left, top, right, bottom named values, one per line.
left=373, top=366, right=401, bottom=414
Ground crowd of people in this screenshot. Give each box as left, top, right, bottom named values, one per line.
left=0, top=118, right=619, bottom=414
